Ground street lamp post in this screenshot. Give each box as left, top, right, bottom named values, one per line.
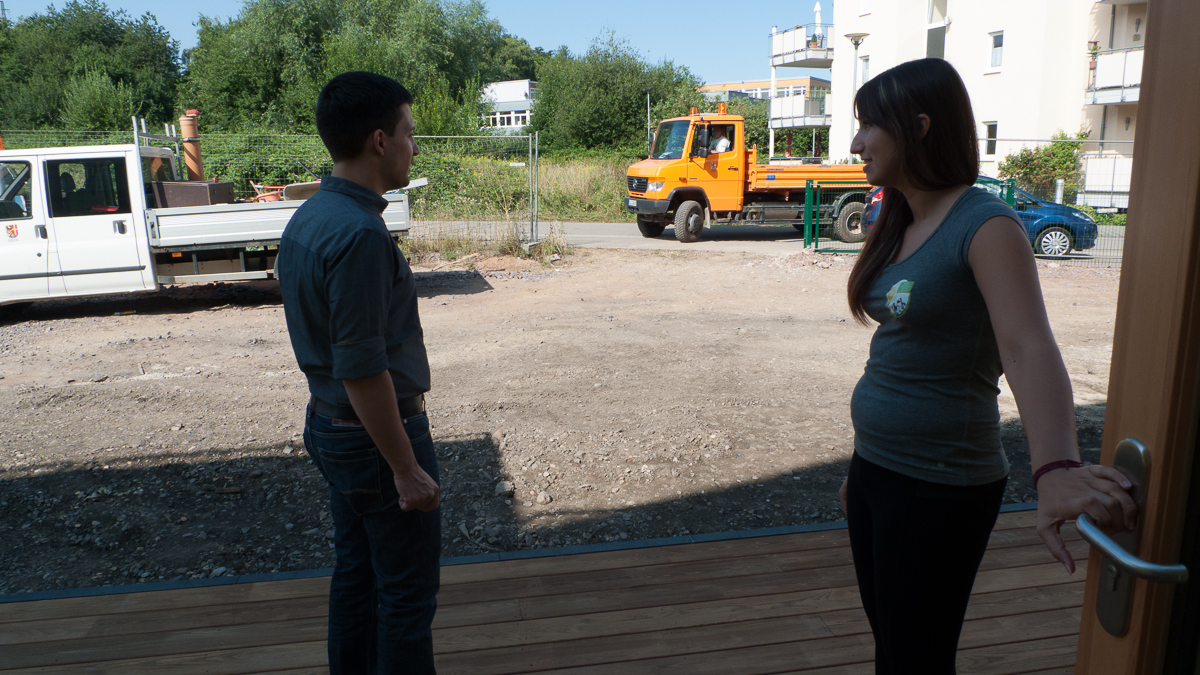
left=844, top=32, right=869, bottom=149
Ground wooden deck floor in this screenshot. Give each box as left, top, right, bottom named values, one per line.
left=0, top=510, right=1084, bottom=674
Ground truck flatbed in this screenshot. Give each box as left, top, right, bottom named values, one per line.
left=147, top=193, right=409, bottom=249
left=746, top=162, right=867, bottom=192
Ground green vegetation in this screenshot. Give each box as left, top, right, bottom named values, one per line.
left=998, top=130, right=1090, bottom=201
left=400, top=222, right=572, bottom=265
left=0, top=0, right=543, bottom=135
left=180, top=0, right=521, bottom=133
left=1074, top=204, right=1127, bottom=227
left=408, top=155, right=632, bottom=223
left=0, top=0, right=181, bottom=129
left=530, top=34, right=703, bottom=153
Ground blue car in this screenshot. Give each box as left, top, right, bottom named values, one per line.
left=862, top=181, right=1098, bottom=256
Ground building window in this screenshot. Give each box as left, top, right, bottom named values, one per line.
left=926, top=0, right=948, bottom=59
left=984, top=122, right=998, bottom=155
left=928, top=0, right=947, bottom=24
left=990, top=32, right=1004, bottom=68
left=860, top=56, right=870, bottom=84
left=927, top=26, right=945, bottom=58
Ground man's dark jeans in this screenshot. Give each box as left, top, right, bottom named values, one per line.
left=305, top=405, right=441, bottom=675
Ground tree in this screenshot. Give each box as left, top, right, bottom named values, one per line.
left=530, top=34, right=702, bottom=152
left=59, top=70, right=142, bottom=130
left=487, top=35, right=548, bottom=82
left=181, top=0, right=506, bottom=133
left=0, top=0, right=180, bottom=129
left=725, top=97, right=767, bottom=155
left=413, top=73, right=486, bottom=136
left=998, top=129, right=1090, bottom=195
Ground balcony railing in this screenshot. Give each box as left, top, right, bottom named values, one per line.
left=1087, top=46, right=1143, bottom=104
left=769, top=92, right=831, bottom=129
left=771, top=24, right=834, bottom=68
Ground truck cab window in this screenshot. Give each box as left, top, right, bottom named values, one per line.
left=652, top=120, right=691, bottom=160
left=708, top=125, right=734, bottom=154
left=45, top=158, right=132, bottom=218
left=0, top=162, right=33, bottom=220
left=141, top=155, right=174, bottom=207
left=692, top=125, right=710, bottom=155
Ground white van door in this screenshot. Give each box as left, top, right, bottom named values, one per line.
left=44, top=153, right=150, bottom=296
left=0, top=159, right=50, bottom=303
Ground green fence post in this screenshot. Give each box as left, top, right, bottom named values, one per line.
left=1005, top=179, right=1016, bottom=206
left=804, top=180, right=814, bottom=247
left=813, top=183, right=822, bottom=250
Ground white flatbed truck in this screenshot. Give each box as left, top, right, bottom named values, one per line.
left=0, top=143, right=410, bottom=307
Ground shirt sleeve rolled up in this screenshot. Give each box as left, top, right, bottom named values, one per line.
left=326, top=229, right=396, bottom=381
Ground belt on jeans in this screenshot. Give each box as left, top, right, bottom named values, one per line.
left=310, top=394, right=425, bottom=422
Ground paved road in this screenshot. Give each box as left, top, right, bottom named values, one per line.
left=412, top=219, right=1125, bottom=261
left=557, top=221, right=1126, bottom=263
left=558, top=221, right=818, bottom=256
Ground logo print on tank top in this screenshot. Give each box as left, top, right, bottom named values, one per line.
left=886, top=280, right=913, bottom=318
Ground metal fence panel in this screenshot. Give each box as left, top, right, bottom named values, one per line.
left=982, top=138, right=1129, bottom=267
left=809, top=180, right=871, bottom=254
left=0, top=129, right=542, bottom=243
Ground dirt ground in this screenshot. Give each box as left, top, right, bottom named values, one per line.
left=0, top=248, right=1120, bottom=595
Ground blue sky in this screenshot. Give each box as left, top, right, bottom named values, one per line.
left=6, top=0, right=829, bottom=84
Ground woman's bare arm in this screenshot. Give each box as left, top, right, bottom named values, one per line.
left=969, top=215, right=1136, bottom=573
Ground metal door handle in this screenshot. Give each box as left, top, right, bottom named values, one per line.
left=113, top=220, right=127, bottom=234
left=35, top=225, right=48, bottom=239
left=727, top=167, right=739, bottom=171
left=1077, top=513, right=1189, bottom=584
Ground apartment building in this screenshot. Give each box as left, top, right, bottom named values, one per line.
left=767, top=21, right=836, bottom=158
left=699, top=77, right=830, bottom=101
left=829, top=0, right=1144, bottom=207
left=483, top=79, right=537, bottom=131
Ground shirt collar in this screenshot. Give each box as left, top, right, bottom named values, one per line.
left=318, top=175, right=389, bottom=213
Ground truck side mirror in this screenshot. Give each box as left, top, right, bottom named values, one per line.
left=694, top=147, right=709, bottom=158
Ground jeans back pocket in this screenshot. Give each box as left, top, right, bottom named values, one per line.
left=308, top=427, right=385, bottom=516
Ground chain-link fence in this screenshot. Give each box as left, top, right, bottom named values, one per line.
left=0, top=129, right=544, bottom=243
left=806, top=180, right=871, bottom=253
left=981, top=138, right=1131, bottom=267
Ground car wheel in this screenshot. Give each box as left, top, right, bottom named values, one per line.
left=834, top=202, right=867, bottom=243
left=636, top=216, right=666, bottom=238
left=1035, top=226, right=1073, bottom=257
left=674, top=200, right=703, bottom=243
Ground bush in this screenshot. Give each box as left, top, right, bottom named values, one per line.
left=998, top=129, right=1088, bottom=202
left=1073, top=204, right=1127, bottom=226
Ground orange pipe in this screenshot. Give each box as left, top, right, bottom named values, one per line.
left=178, top=112, right=204, bottom=181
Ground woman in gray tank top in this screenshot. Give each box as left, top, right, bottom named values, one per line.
left=835, top=59, right=1137, bottom=673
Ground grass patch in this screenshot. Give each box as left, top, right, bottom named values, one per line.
left=399, top=221, right=573, bottom=265
left=398, top=227, right=489, bottom=265
left=527, top=223, right=574, bottom=263
left=409, top=155, right=636, bottom=223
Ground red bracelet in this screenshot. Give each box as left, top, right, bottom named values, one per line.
left=1033, top=459, right=1085, bottom=488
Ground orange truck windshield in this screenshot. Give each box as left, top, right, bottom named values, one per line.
left=651, top=120, right=691, bottom=160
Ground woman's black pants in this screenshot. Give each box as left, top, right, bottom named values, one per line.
left=845, top=452, right=1007, bottom=674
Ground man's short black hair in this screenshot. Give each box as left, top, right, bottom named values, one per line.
left=316, top=72, right=414, bottom=162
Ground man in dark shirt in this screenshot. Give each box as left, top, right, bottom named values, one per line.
left=276, top=71, right=440, bottom=674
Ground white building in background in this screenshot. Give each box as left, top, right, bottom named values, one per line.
left=699, top=76, right=829, bottom=102
left=483, top=79, right=537, bottom=131
left=829, top=0, right=1143, bottom=207
left=767, top=6, right=836, bottom=159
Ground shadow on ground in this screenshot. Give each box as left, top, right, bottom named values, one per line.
left=0, top=272, right=496, bottom=327
left=2, top=399, right=1105, bottom=596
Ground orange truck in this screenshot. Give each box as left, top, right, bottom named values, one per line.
left=625, top=107, right=869, bottom=243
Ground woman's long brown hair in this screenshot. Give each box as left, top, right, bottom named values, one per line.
left=846, top=59, right=980, bottom=324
